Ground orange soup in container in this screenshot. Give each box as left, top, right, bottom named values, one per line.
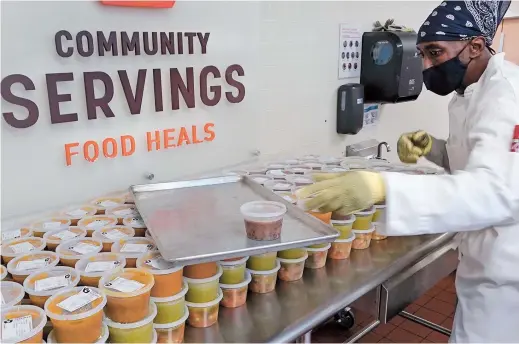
left=1, top=305, right=47, bottom=343
left=1, top=237, right=46, bottom=264
left=47, top=323, right=109, bottom=344
left=90, top=196, right=125, bottom=214
left=1, top=227, right=33, bottom=245
left=7, top=251, right=59, bottom=283
left=185, top=289, right=223, bottom=328
left=61, top=205, right=98, bottom=226
left=92, top=225, right=135, bottom=252
left=111, top=237, right=157, bottom=267
left=184, top=262, right=218, bottom=279
left=136, top=251, right=183, bottom=297
left=106, top=205, right=140, bottom=225
left=75, top=252, right=126, bottom=287
left=122, top=216, right=147, bottom=237
left=77, top=215, right=118, bottom=236
left=1, top=281, right=25, bottom=307
left=43, top=227, right=87, bottom=251
left=23, top=266, right=80, bottom=308
left=1, top=264, right=7, bottom=280
left=31, top=218, right=71, bottom=238
left=55, top=238, right=103, bottom=267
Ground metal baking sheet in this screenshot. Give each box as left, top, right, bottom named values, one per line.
left=130, top=175, right=339, bottom=265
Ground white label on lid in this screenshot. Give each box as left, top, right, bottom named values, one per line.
left=146, top=257, right=175, bottom=270
left=86, top=220, right=109, bottom=229
left=16, top=258, right=50, bottom=271
left=43, top=222, right=63, bottom=230
left=2, top=315, right=32, bottom=340
left=105, top=277, right=145, bottom=293
left=57, top=287, right=102, bottom=313
left=121, top=243, right=152, bottom=253
left=128, top=218, right=145, bottom=228
left=66, top=209, right=88, bottom=217
left=113, top=208, right=136, bottom=217
left=1, top=229, right=22, bottom=241
left=99, top=200, right=119, bottom=208
left=53, top=230, right=79, bottom=241
left=85, top=261, right=119, bottom=273
left=70, top=242, right=99, bottom=255
left=9, top=242, right=36, bottom=254
left=102, top=229, right=129, bottom=241
left=35, top=274, right=71, bottom=291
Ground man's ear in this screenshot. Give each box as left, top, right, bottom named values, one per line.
left=469, top=37, right=487, bottom=57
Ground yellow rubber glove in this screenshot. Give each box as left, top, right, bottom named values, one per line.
left=397, top=130, right=433, bottom=164
left=295, top=171, right=386, bottom=215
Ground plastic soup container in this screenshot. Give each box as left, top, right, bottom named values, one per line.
left=284, top=175, right=314, bottom=187
left=1, top=281, right=25, bottom=308
left=44, top=286, right=107, bottom=343
left=75, top=252, right=126, bottom=287
left=23, top=266, right=80, bottom=308
left=93, top=225, right=135, bottom=252
left=78, top=215, right=118, bottom=236
left=266, top=169, right=291, bottom=180
left=278, top=248, right=306, bottom=260
left=1, top=305, right=47, bottom=344
left=185, top=289, right=223, bottom=328
left=305, top=243, right=331, bottom=269
left=247, top=252, right=277, bottom=271
left=152, top=282, right=188, bottom=324
left=328, top=233, right=355, bottom=259
left=90, top=196, right=125, bottom=214
left=154, top=307, right=189, bottom=344
left=184, top=266, right=223, bottom=303
left=240, top=201, right=287, bottom=241
left=373, top=203, right=386, bottom=222
left=31, top=218, right=71, bottom=237
left=47, top=324, right=109, bottom=344
left=56, top=238, right=103, bottom=267
left=219, top=257, right=248, bottom=285
left=2, top=237, right=46, bottom=264
left=99, top=268, right=155, bottom=323
left=61, top=206, right=98, bottom=226
left=1, top=227, right=33, bottom=244
left=247, top=260, right=280, bottom=293
left=106, top=204, right=140, bottom=224
left=220, top=271, right=251, bottom=308
left=331, top=215, right=356, bottom=239
left=7, top=251, right=60, bottom=283
left=352, top=207, right=376, bottom=230
left=111, top=237, right=157, bottom=267
left=1, top=265, right=7, bottom=280
left=249, top=175, right=272, bottom=185
left=371, top=222, right=388, bottom=241
left=277, top=253, right=308, bottom=282
left=43, top=227, right=88, bottom=251
left=136, top=251, right=184, bottom=297
left=105, top=302, right=157, bottom=344
left=184, top=262, right=218, bottom=279
left=123, top=216, right=147, bottom=237
left=263, top=180, right=294, bottom=193
left=352, top=227, right=376, bottom=250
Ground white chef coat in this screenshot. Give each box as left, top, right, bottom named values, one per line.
left=380, top=53, right=519, bottom=343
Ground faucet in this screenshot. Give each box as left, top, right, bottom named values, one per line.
left=376, top=142, right=391, bottom=160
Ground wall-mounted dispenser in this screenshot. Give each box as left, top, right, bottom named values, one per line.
left=336, top=83, right=364, bottom=135
left=360, top=31, right=422, bottom=103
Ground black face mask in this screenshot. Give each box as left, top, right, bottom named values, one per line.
left=422, top=44, right=472, bottom=96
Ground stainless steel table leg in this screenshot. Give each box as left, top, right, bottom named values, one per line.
left=295, top=331, right=312, bottom=343
left=400, top=311, right=452, bottom=337
left=347, top=319, right=380, bottom=343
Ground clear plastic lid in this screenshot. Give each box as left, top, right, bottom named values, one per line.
left=352, top=226, right=376, bottom=234
left=305, top=243, right=332, bottom=252
left=23, top=266, right=80, bottom=297
left=99, top=268, right=155, bottom=298
left=111, top=237, right=157, bottom=259
left=266, top=163, right=288, bottom=170
left=266, top=169, right=291, bottom=179
left=276, top=252, right=308, bottom=264
left=284, top=175, right=314, bottom=185
left=44, top=286, right=107, bottom=321
left=1, top=237, right=46, bottom=258
left=218, top=256, right=249, bottom=267
left=185, top=288, right=223, bottom=308
left=249, top=175, right=273, bottom=185
left=183, top=265, right=222, bottom=284
left=47, top=324, right=109, bottom=344
left=7, top=251, right=59, bottom=276
left=55, top=238, right=103, bottom=259
left=153, top=306, right=189, bottom=329
left=92, top=226, right=135, bottom=243
left=1, top=305, right=47, bottom=343
left=104, top=302, right=157, bottom=329
left=136, top=251, right=183, bottom=275
left=1, top=227, right=33, bottom=244
left=354, top=206, right=376, bottom=216
left=105, top=205, right=140, bottom=219
left=150, top=281, right=188, bottom=303
left=60, top=205, right=98, bottom=220
left=263, top=180, right=294, bottom=192
left=286, top=166, right=312, bottom=174
left=219, top=270, right=252, bottom=289
left=122, top=216, right=147, bottom=229
left=321, top=166, right=350, bottom=173
left=331, top=215, right=356, bottom=225
left=244, top=166, right=267, bottom=175
left=1, top=281, right=25, bottom=308
left=77, top=215, right=118, bottom=231
left=75, top=253, right=126, bottom=278
left=43, top=227, right=87, bottom=245
left=31, top=218, right=71, bottom=234
left=240, top=201, right=287, bottom=222
left=301, top=162, right=324, bottom=170
left=335, top=231, right=356, bottom=243
left=90, top=196, right=125, bottom=209
left=246, top=259, right=281, bottom=275
left=318, top=156, right=343, bottom=165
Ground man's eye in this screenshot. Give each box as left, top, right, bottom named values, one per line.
left=429, top=50, right=442, bottom=57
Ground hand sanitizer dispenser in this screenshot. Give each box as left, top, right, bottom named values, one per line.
left=336, top=83, right=365, bottom=135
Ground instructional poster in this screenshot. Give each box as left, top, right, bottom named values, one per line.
left=338, top=25, right=362, bottom=79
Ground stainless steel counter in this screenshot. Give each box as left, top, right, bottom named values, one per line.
left=185, top=233, right=456, bottom=343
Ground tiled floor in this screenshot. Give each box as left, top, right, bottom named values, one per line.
left=361, top=272, right=456, bottom=343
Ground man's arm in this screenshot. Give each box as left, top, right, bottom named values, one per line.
left=425, top=137, right=451, bottom=173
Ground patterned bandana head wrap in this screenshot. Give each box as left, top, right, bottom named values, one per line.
left=417, top=0, right=511, bottom=46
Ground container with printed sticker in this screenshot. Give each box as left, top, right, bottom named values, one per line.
left=44, top=286, right=107, bottom=343
left=60, top=205, right=98, bottom=226
left=75, top=252, right=126, bottom=287
left=1, top=281, right=25, bottom=308
left=0, top=227, right=33, bottom=245
left=90, top=196, right=125, bottom=214
left=43, top=227, right=87, bottom=251
left=55, top=238, right=103, bottom=267
left=99, top=268, right=155, bottom=323
left=7, top=251, right=59, bottom=284
left=24, top=266, right=80, bottom=308
left=93, top=225, right=135, bottom=252
left=77, top=215, right=118, bottom=236
left=1, top=305, right=47, bottom=344
left=111, top=237, right=157, bottom=268
left=1, top=237, right=46, bottom=264
left=123, top=216, right=147, bottom=237
left=106, top=205, right=140, bottom=225
left=30, top=218, right=71, bottom=238
left=136, top=251, right=183, bottom=297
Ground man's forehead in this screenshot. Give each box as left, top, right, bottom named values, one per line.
left=416, top=40, right=463, bottom=51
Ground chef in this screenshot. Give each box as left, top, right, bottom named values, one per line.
left=297, top=0, right=519, bottom=342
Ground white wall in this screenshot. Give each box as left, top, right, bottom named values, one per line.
left=1, top=1, right=450, bottom=222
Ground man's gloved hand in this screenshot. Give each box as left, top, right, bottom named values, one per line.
left=397, top=130, right=433, bottom=163
left=295, top=171, right=386, bottom=215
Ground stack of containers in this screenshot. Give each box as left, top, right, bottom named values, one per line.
left=183, top=262, right=223, bottom=328
left=351, top=206, right=376, bottom=250
left=23, top=266, right=80, bottom=307
left=99, top=268, right=157, bottom=343
left=277, top=248, right=308, bottom=281
left=371, top=203, right=388, bottom=241
left=218, top=257, right=251, bottom=308
left=328, top=212, right=356, bottom=260
left=246, top=253, right=280, bottom=294
left=137, top=251, right=188, bottom=343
